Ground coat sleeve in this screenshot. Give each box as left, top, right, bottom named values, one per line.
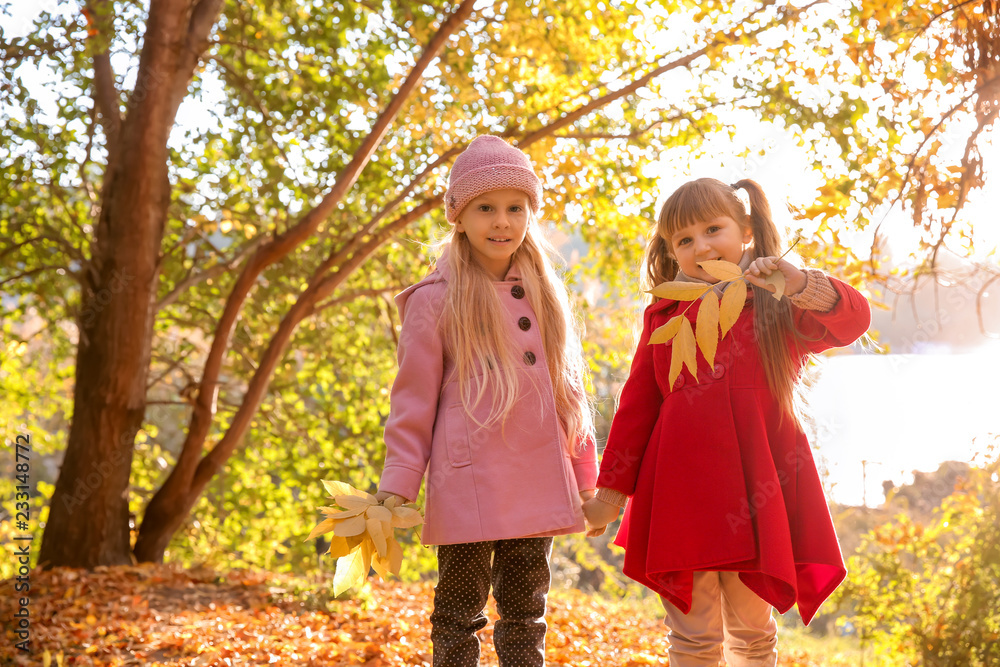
left=378, top=285, right=444, bottom=502
left=571, top=430, right=599, bottom=492
left=792, top=276, right=871, bottom=354
left=596, top=302, right=666, bottom=496
left=566, top=357, right=599, bottom=491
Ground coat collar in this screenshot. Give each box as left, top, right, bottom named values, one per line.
left=394, top=245, right=522, bottom=316
left=431, top=246, right=523, bottom=283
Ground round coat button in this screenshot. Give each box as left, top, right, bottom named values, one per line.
left=711, top=363, right=725, bottom=379
left=518, top=316, right=531, bottom=331
left=523, top=351, right=537, bottom=366
left=511, top=285, right=525, bottom=299
left=674, top=374, right=685, bottom=389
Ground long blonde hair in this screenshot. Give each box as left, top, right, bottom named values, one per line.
left=439, top=214, right=592, bottom=451
left=645, top=177, right=805, bottom=419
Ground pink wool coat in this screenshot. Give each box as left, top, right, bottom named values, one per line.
left=378, top=254, right=598, bottom=545
left=597, top=277, right=871, bottom=625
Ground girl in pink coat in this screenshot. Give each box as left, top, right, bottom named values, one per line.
left=584, top=178, right=871, bottom=667
left=375, top=136, right=598, bottom=666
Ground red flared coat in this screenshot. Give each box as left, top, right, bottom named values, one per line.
left=597, top=277, right=870, bottom=624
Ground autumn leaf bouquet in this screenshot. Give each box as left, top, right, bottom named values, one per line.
left=648, top=258, right=786, bottom=390
left=308, top=481, right=423, bottom=595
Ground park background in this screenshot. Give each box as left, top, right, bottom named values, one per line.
left=2, top=0, right=999, bottom=664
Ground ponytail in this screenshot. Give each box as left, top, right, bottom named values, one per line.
left=644, top=233, right=677, bottom=293
left=731, top=179, right=802, bottom=422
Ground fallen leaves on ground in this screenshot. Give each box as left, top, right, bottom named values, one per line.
left=2, top=563, right=832, bottom=665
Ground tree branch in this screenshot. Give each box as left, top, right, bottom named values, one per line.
left=157, top=234, right=266, bottom=310
left=134, top=1, right=479, bottom=563
left=516, top=0, right=796, bottom=146
left=0, top=265, right=71, bottom=288
left=85, top=0, right=123, bottom=150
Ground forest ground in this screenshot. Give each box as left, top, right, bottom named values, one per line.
left=1, top=563, right=865, bottom=666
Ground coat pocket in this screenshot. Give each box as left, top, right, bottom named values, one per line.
left=444, top=404, right=473, bottom=467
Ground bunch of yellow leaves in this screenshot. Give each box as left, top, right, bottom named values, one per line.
left=648, top=258, right=786, bottom=390
left=307, top=481, right=424, bottom=596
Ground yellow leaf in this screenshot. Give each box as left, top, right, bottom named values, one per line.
left=367, top=516, right=388, bottom=558
left=667, top=332, right=683, bottom=391
left=387, top=535, right=404, bottom=575
left=333, top=514, right=367, bottom=537
left=332, top=543, right=367, bottom=596
left=382, top=496, right=398, bottom=510
left=322, top=480, right=376, bottom=502
left=648, top=281, right=712, bottom=301
left=365, top=504, right=392, bottom=524
left=696, top=291, right=720, bottom=368
left=43, top=651, right=51, bottom=667
left=676, top=317, right=698, bottom=381
left=649, top=315, right=683, bottom=345
left=306, top=517, right=337, bottom=541
left=698, top=259, right=743, bottom=282
left=327, top=535, right=353, bottom=559
left=370, top=552, right=390, bottom=578
left=764, top=271, right=785, bottom=300
left=320, top=506, right=365, bottom=520
left=335, top=494, right=376, bottom=511
left=720, top=280, right=747, bottom=337
left=390, top=506, right=423, bottom=529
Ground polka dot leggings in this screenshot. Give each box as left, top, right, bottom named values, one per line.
left=430, top=537, right=553, bottom=667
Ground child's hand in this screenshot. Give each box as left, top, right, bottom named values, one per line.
left=744, top=256, right=807, bottom=296
left=374, top=490, right=408, bottom=505
left=583, top=497, right=621, bottom=537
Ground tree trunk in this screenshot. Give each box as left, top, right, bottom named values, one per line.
left=38, top=0, right=220, bottom=568
left=37, top=148, right=169, bottom=569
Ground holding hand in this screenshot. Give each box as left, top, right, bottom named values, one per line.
left=375, top=490, right=408, bottom=505
left=744, top=256, right=807, bottom=297
left=583, top=497, right=621, bottom=537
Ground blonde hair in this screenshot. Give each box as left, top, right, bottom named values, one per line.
left=439, top=213, right=593, bottom=451
left=645, top=177, right=806, bottom=420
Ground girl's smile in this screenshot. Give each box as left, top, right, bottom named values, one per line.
left=456, top=189, right=530, bottom=280
left=669, top=215, right=753, bottom=283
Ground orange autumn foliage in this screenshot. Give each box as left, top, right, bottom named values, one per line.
left=2, top=564, right=831, bottom=666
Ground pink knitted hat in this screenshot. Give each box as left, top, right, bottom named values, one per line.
left=445, top=135, right=543, bottom=223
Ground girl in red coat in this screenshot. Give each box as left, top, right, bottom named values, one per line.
left=583, top=177, right=871, bottom=666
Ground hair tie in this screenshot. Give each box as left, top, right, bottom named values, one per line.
left=730, top=182, right=741, bottom=190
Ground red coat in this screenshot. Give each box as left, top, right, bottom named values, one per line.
left=597, top=277, right=870, bottom=625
